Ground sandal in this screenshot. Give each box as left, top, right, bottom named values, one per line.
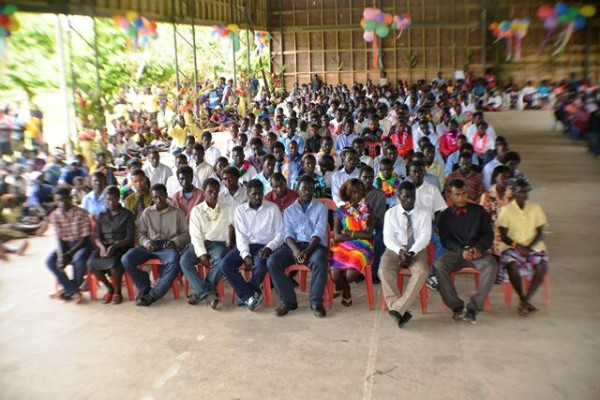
left=112, top=294, right=123, bottom=305
left=101, top=293, right=113, bottom=304
left=341, top=295, right=353, bottom=307
left=526, top=303, right=538, bottom=313
left=518, top=303, right=529, bottom=317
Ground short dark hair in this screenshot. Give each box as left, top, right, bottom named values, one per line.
left=408, top=160, right=425, bottom=170
left=297, top=174, right=315, bottom=187
left=149, top=149, right=160, bottom=157
left=203, top=177, right=221, bottom=191
left=458, top=152, right=472, bottom=161
left=491, top=165, right=511, bottom=183
left=447, top=178, right=466, bottom=191
left=398, top=181, right=416, bottom=192
left=175, top=153, right=188, bottom=164
left=221, top=166, right=240, bottom=179
left=131, top=169, right=146, bottom=178
left=246, top=178, right=264, bottom=192
left=270, top=172, right=287, bottom=184
left=379, top=157, right=393, bottom=167
left=202, top=131, right=212, bottom=141
left=352, top=137, right=365, bottom=146
left=104, top=185, right=120, bottom=198
left=261, top=153, right=276, bottom=165
left=91, top=171, right=106, bottom=181
left=319, top=154, right=335, bottom=172
left=176, top=166, right=194, bottom=178
left=192, top=143, right=205, bottom=154
left=250, top=137, right=263, bottom=147
left=151, top=183, right=167, bottom=195
left=360, top=165, right=374, bottom=175
left=504, top=151, right=521, bottom=164
left=270, top=141, right=285, bottom=152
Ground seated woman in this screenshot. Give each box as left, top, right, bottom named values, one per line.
left=330, top=179, right=374, bottom=307
left=479, top=165, right=513, bottom=278
left=497, top=179, right=549, bottom=317
left=292, top=153, right=326, bottom=198
left=87, top=185, right=135, bottom=304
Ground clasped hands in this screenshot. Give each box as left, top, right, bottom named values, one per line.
left=398, top=249, right=415, bottom=268
left=244, top=247, right=273, bottom=268
left=462, top=247, right=483, bottom=261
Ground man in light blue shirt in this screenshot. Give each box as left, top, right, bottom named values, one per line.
left=267, top=175, right=329, bottom=318
left=278, top=117, right=304, bottom=155
left=81, top=171, right=106, bottom=217
left=335, top=119, right=359, bottom=153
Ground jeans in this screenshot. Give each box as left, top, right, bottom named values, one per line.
left=180, top=242, right=225, bottom=299
left=46, top=239, right=92, bottom=296
left=220, top=244, right=268, bottom=302
left=434, top=251, right=498, bottom=312
left=267, top=243, right=328, bottom=307
left=372, top=227, right=384, bottom=278
left=121, top=246, right=181, bottom=301
left=429, top=227, right=445, bottom=278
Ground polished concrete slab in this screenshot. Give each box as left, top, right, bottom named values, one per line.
left=1, top=111, right=599, bottom=400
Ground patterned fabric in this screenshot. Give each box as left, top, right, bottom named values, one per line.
left=374, top=172, right=401, bottom=199
left=445, top=170, right=484, bottom=202
left=499, top=248, right=549, bottom=282
left=330, top=201, right=374, bottom=272
left=49, top=205, right=91, bottom=242
left=479, top=185, right=513, bottom=255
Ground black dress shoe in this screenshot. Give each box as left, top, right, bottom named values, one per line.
left=312, top=304, right=326, bottom=318
left=388, top=309, right=403, bottom=325
left=372, top=275, right=381, bottom=285
left=187, top=293, right=201, bottom=305
left=274, top=302, right=298, bottom=316
left=136, top=293, right=155, bottom=307
left=399, top=311, right=413, bottom=328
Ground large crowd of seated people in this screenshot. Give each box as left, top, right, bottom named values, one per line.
left=0, top=71, right=597, bottom=327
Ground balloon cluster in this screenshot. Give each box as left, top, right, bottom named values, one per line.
left=254, top=31, right=272, bottom=51
left=210, top=24, right=241, bottom=51
left=391, top=13, right=411, bottom=38
left=0, top=4, right=19, bottom=39
left=489, top=19, right=530, bottom=61
left=112, top=12, right=158, bottom=49
left=360, top=7, right=393, bottom=42
left=536, top=3, right=597, bottom=56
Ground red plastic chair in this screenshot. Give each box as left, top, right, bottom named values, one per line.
left=364, top=141, right=382, bottom=158
left=124, top=258, right=181, bottom=300
left=88, top=272, right=135, bottom=301
left=363, top=262, right=375, bottom=310
left=182, top=263, right=226, bottom=303
left=441, top=267, right=491, bottom=311
left=380, top=269, right=428, bottom=314
left=501, top=272, right=551, bottom=307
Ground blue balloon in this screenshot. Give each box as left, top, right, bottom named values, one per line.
left=555, top=2, right=568, bottom=16
left=140, top=36, right=149, bottom=46
left=133, top=17, right=144, bottom=28
left=573, top=16, right=587, bottom=31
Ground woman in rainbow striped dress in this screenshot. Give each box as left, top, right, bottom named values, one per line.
left=330, top=179, right=374, bottom=307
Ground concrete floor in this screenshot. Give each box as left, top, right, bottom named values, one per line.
left=1, top=111, right=599, bottom=400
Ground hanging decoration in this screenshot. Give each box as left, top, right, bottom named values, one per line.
left=254, top=31, right=271, bottom=54
left=489, top=18, right=530, bottom=61
left=391, top=13, right=411, bottom=38
left=210, top=24, right=241, bottom=51
left=0, top=4, right=19, bottom=59
left=536, top=2, right=596, bottom=57
left=112, top=12, right=158, bottom=50
left=360, top=7, right=393, bottom=70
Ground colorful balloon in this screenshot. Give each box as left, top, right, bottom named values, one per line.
left=544, top=16, right=558, bottom=30
left=554, top=2, right=568, bottom=16
left=375, top=24, right=389, bottom=38
left=573, top=16, right=587, bottom=31
left=580, top=5, right=597, bottom=18
left=363, top=20, right=376, bottom=31
left=536, top=5, right=555, bottom=20
left=3, top=4, right=17, bottom=16
left=363, top=30, right=375, bottom=42
left=125, top=11, right=138, bottom=21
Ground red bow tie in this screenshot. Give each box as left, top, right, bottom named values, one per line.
left=456, top=208, right=468, bottom=216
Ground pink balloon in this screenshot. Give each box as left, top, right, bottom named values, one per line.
left=363, top=7, right=379, bottom=20
left=537, top=5, right=555, bottom=20
left=363, top=30, right=375, bottom=42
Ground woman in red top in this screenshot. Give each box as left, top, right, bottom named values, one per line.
left=439, top=119, right=461, bottom=160
left=388, top=119, right=413, bottom=160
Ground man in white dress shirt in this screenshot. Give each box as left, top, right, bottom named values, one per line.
left=331, top=148, right=360, bottom=206
left=219, top=179, right=284, bottom=310
left=143, top=149, right=172, bottom=186
left=201, top=131, right=222, bottom=166
left=380, top=181, right=432, bottom=328
left=218, top=166, right=248, bottom=209
left=192, top=143, right=215, bottom=185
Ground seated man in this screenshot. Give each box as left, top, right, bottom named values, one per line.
left=254, top=154, right=276, bottom=195
left=435, top=179, right=497, bottom=324
left=497, top=179, right=549, bottom=317
left=192, top=143, right=215, bottom=184
left=121, top=184, right=189, bottom=306
left=143, top=149, right=172, bottom=186
left=379, top=181, right=431, bottom=328
left=445, top=152, right=484, bottom=203
left=231, top=145, right=258, bottom=185
left=46, top=186, right=93, bottom=301
left=264, top=173, right=298, bottom=214
left=331, top=148, right=360, bottom=206
left=218, top=166, right=248, bottom=209
left=374, top=157, right=402, bottom=208
left=220, top=179, right=284, bottom=311
left=124, top=169, right=153, bottom=223
left=171, top=166, right=204, bottom=221
left=166, top=154, right=201, bottom=198
left=180, top=178, right=234, bottom=310
left=267, top=175, right=329, bottom=318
